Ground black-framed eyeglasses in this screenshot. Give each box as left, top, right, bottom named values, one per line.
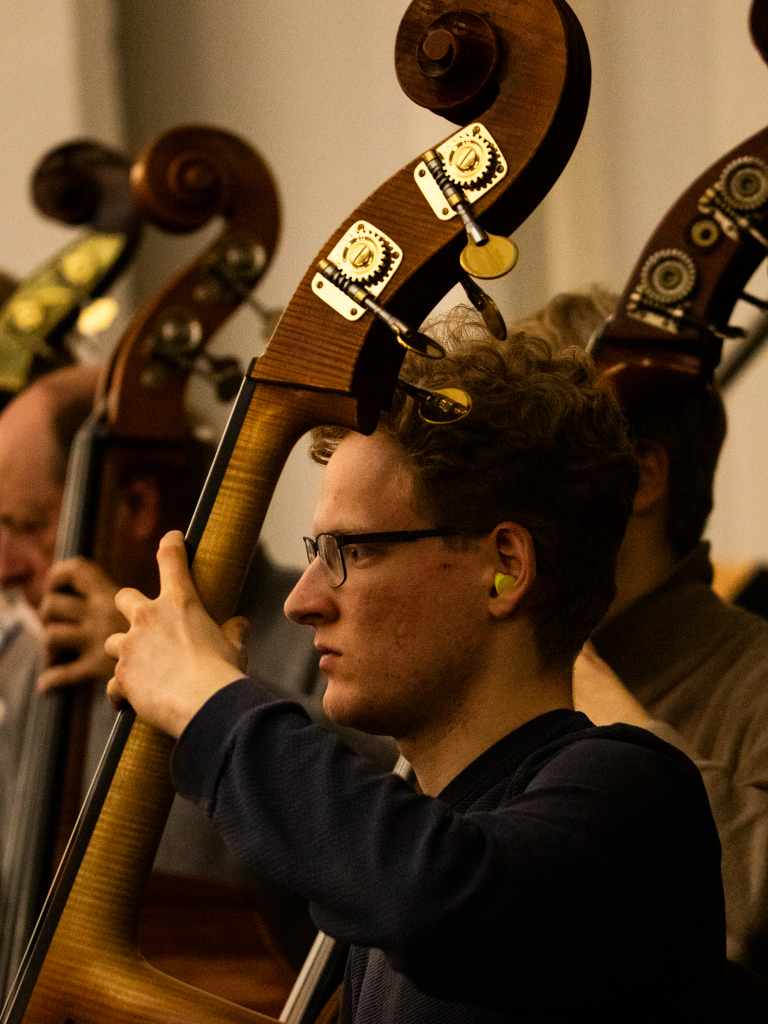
left=303, top=529, right=460, bottom=588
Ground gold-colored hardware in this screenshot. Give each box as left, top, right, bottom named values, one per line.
left=414, top=124, right=506, bottom=221
left=9, top=298, right=45, bottom=332
left=0, top=232, right=129, bottom=394
left=449, top=141, right=489, bottom=183
left=61, top=249, right=97, bottom=286
left=396, top=332, right=444, bottom=359
left=697, top=156, right=768, bottom=250
left=61, top=234, right=125, bottom=288
left=627, top=303, right=682, bottom=335
left=77, top=296, right=119, bottom=336
left=639, top=248, right=697, bottom=305
left=459, top=235, right=518, bottom=280
left=312, top=221, right=402, bottom=321
left=397, top=379, right=472, bottom=423
left=720, top=156, right=768, bottom=211
left=9, top=286, right=72, bottom=332
left=690, top=218, right=721, bottom=248
left=460, top=273, right=507, bottom=339
left=346, top=240, right=375, bottom=270
left=420, top=386, right=472, bottom=423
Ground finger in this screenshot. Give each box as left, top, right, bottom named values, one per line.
left=38, top=656, right=111, bottom=691
left=104, top=630, right=126, bottom=659
left=45, top=556, right=99, bottom=594
left=43, top=622, right=86, bottom=652
left=106, top=675, right=128, bottom=710
left=114, top=586, right=151, bottom=619
left=39, top=592, right=85, bottom=625
left=156, top=531, right=197, bottom=601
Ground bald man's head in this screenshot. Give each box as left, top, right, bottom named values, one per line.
left=0, top=366, right=98, bottom=605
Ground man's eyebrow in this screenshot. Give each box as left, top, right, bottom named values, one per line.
left=0, top=505, right=56, bottom=525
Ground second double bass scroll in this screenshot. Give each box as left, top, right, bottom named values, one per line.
left=3, top=4, right=591, bottom=1024
left=0, top=124, right=280, bottom=1017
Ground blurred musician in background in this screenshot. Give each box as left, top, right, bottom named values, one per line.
left=514, top=288, right=768, bottom=1010
left=0, top=366, right=321, bottom=1008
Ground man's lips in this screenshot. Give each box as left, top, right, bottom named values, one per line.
left=315, top=644, right=340, bottom=671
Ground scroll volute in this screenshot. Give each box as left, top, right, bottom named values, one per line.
left=100, top=125, right=279, bottom=442
left=592, top=0, right=768, bottom=407
left=249, top=0, right=590, bottom=428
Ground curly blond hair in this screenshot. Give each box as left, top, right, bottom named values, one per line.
left=311, top=305, right=637, bottom=668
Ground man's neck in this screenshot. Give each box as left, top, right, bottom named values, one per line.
left=605, top=514, right=679, bottom=623
left=400, top=653, right=573, bottom=796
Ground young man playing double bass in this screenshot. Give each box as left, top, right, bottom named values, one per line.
left=106, top=311, right=725, bottom=1022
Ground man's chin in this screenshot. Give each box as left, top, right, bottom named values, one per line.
left=322, top=685, right=390, bottom=736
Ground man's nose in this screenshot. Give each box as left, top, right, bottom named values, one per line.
left=0, top=530, right=32, bottom=587
left=284, top=559, right=337, bottom=625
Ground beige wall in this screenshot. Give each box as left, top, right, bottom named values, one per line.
left=4, top=0, right=768, bottom=567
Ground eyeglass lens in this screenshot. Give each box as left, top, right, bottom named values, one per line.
left=305, top=534, right=345, bottom=586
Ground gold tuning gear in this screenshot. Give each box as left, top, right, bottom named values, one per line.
left=418, top=143, right=517, bottom=282
left=315, top=259, right=444, bottom=359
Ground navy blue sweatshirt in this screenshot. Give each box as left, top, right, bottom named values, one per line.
left=173, top=678, right=725, bottom=1022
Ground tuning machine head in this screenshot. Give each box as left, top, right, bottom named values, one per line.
left=394, top=325, right=444, bottom=359
left=418, top=136, right=517, bottom=281
left=459, top=234, right=518, bottom=281
left=459, top=272, right=507, bottom=340
left=397, top=378, right=472, bottom=423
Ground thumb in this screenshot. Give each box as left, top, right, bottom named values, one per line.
left=222, top=616, right=250, bottom=673
left=222, top=616, right=249, bottom=647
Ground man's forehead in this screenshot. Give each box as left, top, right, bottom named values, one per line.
left=314, top=432, right=420, bottom=533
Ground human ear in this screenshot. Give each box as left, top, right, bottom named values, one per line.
left=633, top=441, right=669, bottom=516
left=122, top=475, right=161, bottom=542
left=489, top=522, right=535, bottom=617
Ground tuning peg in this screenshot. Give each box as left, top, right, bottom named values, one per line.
left=205, top=355, right=243, bottom=402
left=76, top=296, right=120, bottom=336
left=397, top=378, right=472, bottom=424
left=459, top=272, right=507, bottom=339
left=421, top=150, right=518, bottom=281
left=316, top=259, right=444, bottom=358
left=459, top=235, right=518, bottom=280
left=204, top=244, right=283, bottom=342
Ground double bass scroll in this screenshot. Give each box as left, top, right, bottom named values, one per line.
left=0, top=125, right=280, bottom=1014
left=2, top=4, right=591, bottom=1024
left=589, top=0, right=768, bottom=404
left=0, top=141, right=140, bottom=401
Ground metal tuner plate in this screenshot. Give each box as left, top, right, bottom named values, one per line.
left=312, top=221, right=402, bottom=321
left=414, top=124, right=507, bottom=221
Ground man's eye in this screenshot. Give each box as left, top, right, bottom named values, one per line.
left=12, top=520, right=48, bottom=537
left=344, top=543, right=377, bottom=564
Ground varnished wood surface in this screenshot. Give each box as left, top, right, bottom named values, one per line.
left=2, top=127, right=284, bottom=1020
left=104, top=125, right=279, bottom=442
left=138, top=875, right=296, bottom=1017
left=18, top=723, right=269, bottom=1024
